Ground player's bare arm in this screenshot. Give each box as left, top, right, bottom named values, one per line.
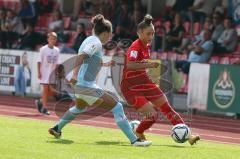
left=37, top=62, right=41, bottom=79
left=127, top=61, right=159, bottom=70
left=71, top=53, right=88, bottom=84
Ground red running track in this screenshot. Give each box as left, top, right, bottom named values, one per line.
left=0, top=95, right=239, bottom=145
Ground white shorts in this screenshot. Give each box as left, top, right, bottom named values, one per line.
left=74, top=84, right=104, bottom=105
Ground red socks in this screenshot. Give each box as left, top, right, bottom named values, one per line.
left=136, top=115, right=157, bottom=134
left=159, top=102, right=184, bottom=125
left=136, top=102, right=184, bottom=134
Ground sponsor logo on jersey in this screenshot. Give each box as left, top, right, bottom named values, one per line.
left=130, top=51, right=138, bottom=58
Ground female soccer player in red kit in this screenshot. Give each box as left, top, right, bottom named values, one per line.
left=121, top=15, right=200, bottom=145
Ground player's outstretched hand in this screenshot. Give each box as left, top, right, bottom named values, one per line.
left=109, top=60, right=116, bottom=66
left=70, top=78, right=77, bottom=86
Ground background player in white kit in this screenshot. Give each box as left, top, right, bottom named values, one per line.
left=36, top=32, right=60, bottom=115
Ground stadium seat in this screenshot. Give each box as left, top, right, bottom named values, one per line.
left=46, top=16, right=53, bottom=26
left=164, top=6, right=172, bottom=13
left=67, top=31, right=78, bottom=47
left=150, top=51, right=158, bottom=59
left=230, top=57, right=240, bottom=65
left=79, top=14, right=92, bottom=19
left=163, top=21, right=171, bottom=33
left=193, top=22, right=201, bottom=35
left=209, top=56, right=220, bottom=64
left=153, top=20, right=163, bottom=36
left=42, top=13, right=52, bottom=17
left=86, top=29, right=92, bottom=36
left=218, top=53, right=233, bottom=57
left=237, top=44, right=240, bottom=52
left=219, top=57, right=230, bottom=65
left=233, top=44, right=240, bottom=54
left=167, top=52, right=177, bottom=61
left=36, top=16, right=53, bottom=32
left=36, top=16, right=46, bottom=31
left=232, top=54, right=240, bottom=58
left=36, top=16, right=52, bottom=29
left=157, top=52, right=167, bottom=60
left=177, top=54, right=188, bottom=61
left=155, top=27, right=164, bottom=36
left=0, top=1, right=4, bottom=8
left=230, top=44, right=240, bottom=58
left=15, top=1, right=20, bottom=11
left=153, top=19, right=161, bottom=27
left=5, top=1, right=15, bottom=10
left=53, top=1, right=60, bottom=10
left=63, top=16, right=71, bottom=30
left=183, top=22, right=190, bottom=36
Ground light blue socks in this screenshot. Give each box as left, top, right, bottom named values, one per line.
left=56, top=102, right=138, bottom=144
left=111, top=102, right=138, bottom=143
left=57, top=106, right=86, bottom=131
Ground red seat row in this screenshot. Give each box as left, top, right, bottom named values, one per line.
left=0, top=0, right=19, bottom=11
left=153, top=20, right=201, bottom=37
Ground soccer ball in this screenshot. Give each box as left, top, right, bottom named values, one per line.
left=130, top=120, right=140, bottom=131
left=171, top=124, right=190, bottom=143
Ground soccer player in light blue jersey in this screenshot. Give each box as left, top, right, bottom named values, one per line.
left=49, top=14, right=152, bottom=146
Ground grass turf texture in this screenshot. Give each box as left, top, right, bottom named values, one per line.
left=0, top=115, right=239, bottom=159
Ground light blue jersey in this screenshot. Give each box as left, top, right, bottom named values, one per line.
left=58, top=36, right=140, bottom=145
left=77, top=36, right=103, bottom=88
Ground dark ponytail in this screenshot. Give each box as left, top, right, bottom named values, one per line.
left=137, top=14, right=154, bottom=31
left=92, top=14, right=112, bottom=35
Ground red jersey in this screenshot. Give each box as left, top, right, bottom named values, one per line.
left=121, top=39, right=163, bottom=108
left=122, top=39, right=151, bottom=78
left=121, top=39, right=151, bottom=92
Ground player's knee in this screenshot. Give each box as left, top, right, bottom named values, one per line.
left=101, top=92, right=118, bottom=107
left=111, top=102, right=127, bottom=121
left=76, top=98, right=89, bottom=108
left=69, top=106, right=86, bottom=114
left=111, top=102, right=123, bottom=113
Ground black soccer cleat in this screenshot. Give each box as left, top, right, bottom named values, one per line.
left=41, top=108, right=50, bottom=115
left=48, top=125, right=61, bottom=139
left=35, top=99, right=42, bottom=113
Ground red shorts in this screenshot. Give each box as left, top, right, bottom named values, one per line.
left=121, top=80, right=164, bottom=109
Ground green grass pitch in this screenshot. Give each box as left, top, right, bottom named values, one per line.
left=0, top=116, right=239, bottom=159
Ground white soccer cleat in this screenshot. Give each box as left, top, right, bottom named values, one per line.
left=131, top=139, right=152, bottom=147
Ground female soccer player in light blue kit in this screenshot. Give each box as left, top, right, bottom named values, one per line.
left=49, top=14, right=151, bottom=146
